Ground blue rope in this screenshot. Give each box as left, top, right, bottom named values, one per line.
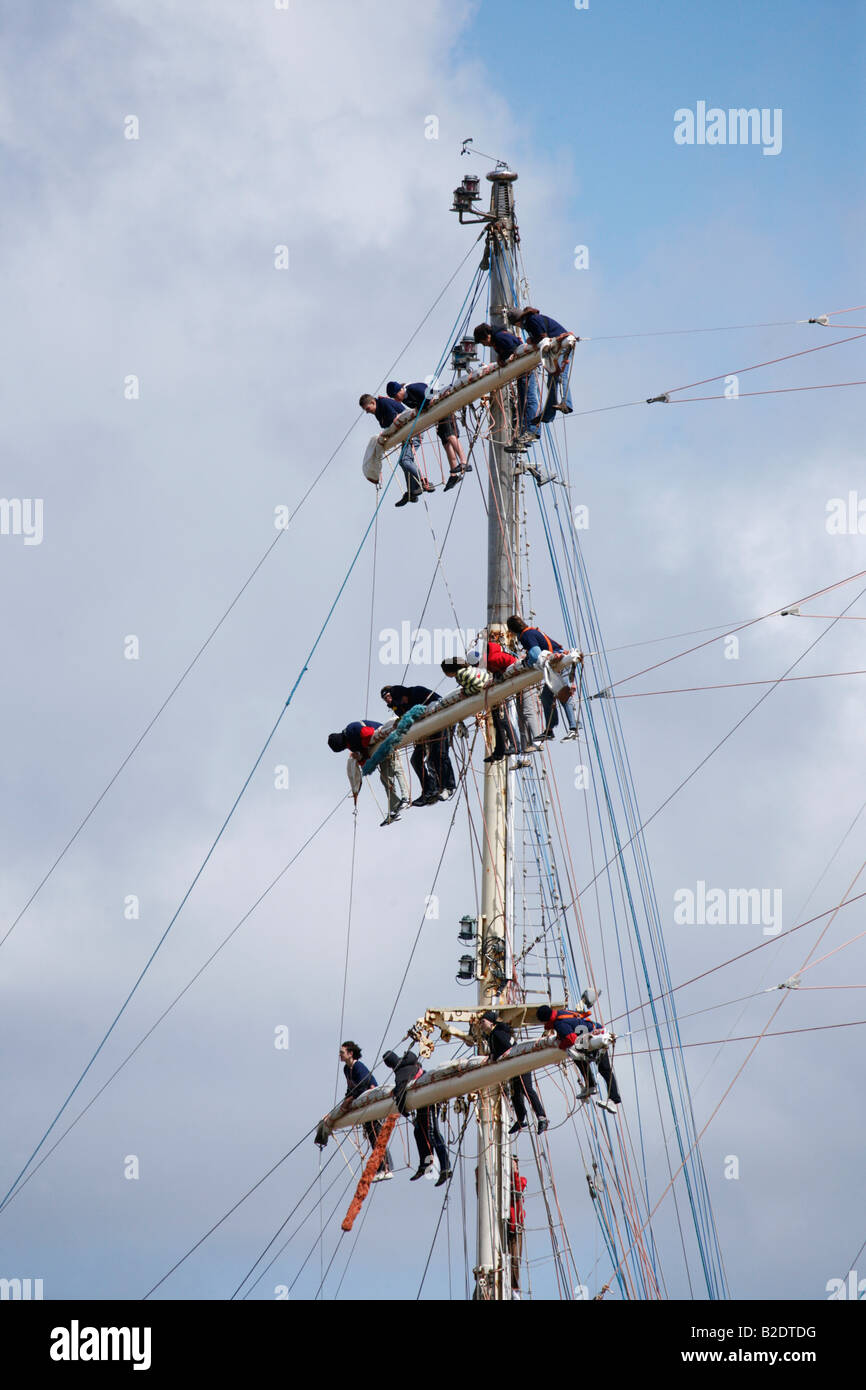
left=527, top=434, right=728, bottom=1297
left=0, top=261, right=489, bottom=1215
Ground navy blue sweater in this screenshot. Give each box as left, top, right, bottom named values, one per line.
left=520, top=312, right=568, bottom=343
left=516, top=627, right=563, bottom=655
left=490, top=328, right=521, bottom=364
left=373, top=396, right=407, bottom=429
left=344, top=1059, right=378, bottom=1099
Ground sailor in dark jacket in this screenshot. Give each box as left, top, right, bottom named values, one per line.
left=383, top=1048, right=451, bottom=1185
left=506, top=307, right=574, bottom=420
left=380, top=685, right=456, bottom=805
left=536, top=1002, right=621, bottom=1114
left=472, top=322, right=540, bottom=445
left=339, top=1041, right=394, bottom=1178
left=358, top=392, right=434, bottom=507
left=478, top=1011, right=548, bottom=1135
left=386, top=380, right=470, bottom=491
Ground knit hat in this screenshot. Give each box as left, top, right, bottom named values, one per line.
left=386, top=381, right=403, bottom=398
left=328, top=732, right=347, bottom=752
left=481, top=1010, right=498, bottom=1023
left=382, top=1051, right=399, bottom=1068
left=535, top=1005, right=553, bottom=1023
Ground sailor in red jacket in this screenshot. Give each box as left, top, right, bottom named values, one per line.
left=537, top=994, right=621, bottom=1115
left=327, top=720, right=408, bottom=826
left=477, top=626, right=521, bottom=764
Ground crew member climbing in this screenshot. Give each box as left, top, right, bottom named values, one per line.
left=359, top=392, right=434, bottom=507
left=536, top=995, right=621, bottom=1115
left=339, top=1041, right=394, bottom=1180
left=387, top=380, right=472, bottom=492
left=380, top=684, right=456, bottom=805
left=478, top=1010, right=549, bottom=1135
left=506, top=615, right=579, bottom=741
left=383, top=1047, right=452, bottom=1186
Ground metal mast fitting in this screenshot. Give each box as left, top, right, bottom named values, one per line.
left=455, top=163, right=522, bottom=1301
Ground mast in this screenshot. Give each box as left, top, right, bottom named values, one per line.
left=476, top=165, right=520, bottom=1300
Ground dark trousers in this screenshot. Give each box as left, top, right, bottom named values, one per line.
left=511, top=1072, right=546, bottom=1126
left=410, top=743, right=439, bottom=797
left=363, top=1120, right=393, bottom=1173
left=412, top=1106, right=449, bottom=1170
left=432, top=731, right=456, bottom=791
left=412, top=733, right=455, bottom=797
left=578, top=1051, right=621, bottom=1106
left=491, top=706, right=518, bottom=757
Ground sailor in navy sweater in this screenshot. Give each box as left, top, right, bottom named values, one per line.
left=478, top=1011, right=548, bottom=1135
left=382, top=1048, right=451, bottom=1185
left=339, top=1041, right=394, bottom=1179
left=506, top=306, right=574, bottom=420
left=387, top=380, right=470, bottom=491
left=505, top=615, right=578, bottom=741
left=472, top=322, right=540, bottom=444
left=358, top=392, right=434, bottom=507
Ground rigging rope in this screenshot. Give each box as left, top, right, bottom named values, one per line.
left=0, top=239, right=485, bottom=955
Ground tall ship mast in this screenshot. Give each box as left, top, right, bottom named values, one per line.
left=315, top=161, right=728, bottom=1302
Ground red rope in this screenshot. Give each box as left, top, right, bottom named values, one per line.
left=340, top=1114, right=397, bottom=1232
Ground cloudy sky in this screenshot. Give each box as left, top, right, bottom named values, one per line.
left=1, top=0, right=864, bottom=1302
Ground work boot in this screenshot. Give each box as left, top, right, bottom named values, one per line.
left=395, top=492, right=411, bottom=508
left=435, top=1168, right=453, bottom=1187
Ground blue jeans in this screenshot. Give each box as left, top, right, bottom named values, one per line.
left=516, top=370, right=540, bottom=439
left=399, top=436, right=422, bottom=486
left=541, top=684, right=577, bottom=734
left=529, top=646, right=577, bottom=733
